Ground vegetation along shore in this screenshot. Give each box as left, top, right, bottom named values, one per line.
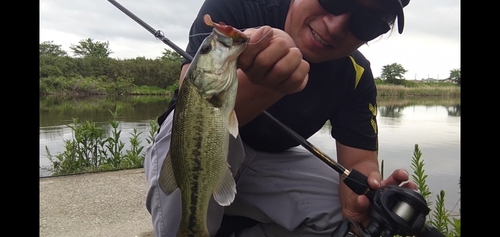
left=40, top=39, right=460, bottom=97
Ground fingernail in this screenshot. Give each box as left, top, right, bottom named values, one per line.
left=402, top=169, right=409, bottom=176
left=373, top=179, right=380, bottom=187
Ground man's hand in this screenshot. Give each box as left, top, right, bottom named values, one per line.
left=342, top=169, right=418, bottom=227
left=238, top=26, right=310, bottom=95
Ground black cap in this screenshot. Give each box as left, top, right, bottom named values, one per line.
left=394, top=0, right=410, bottom=34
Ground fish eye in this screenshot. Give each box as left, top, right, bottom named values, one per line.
left=199, top=44, right=212, bottom=54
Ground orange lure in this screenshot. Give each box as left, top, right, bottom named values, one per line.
left=203, top=14, right=248, bottom=44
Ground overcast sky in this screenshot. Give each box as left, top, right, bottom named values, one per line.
left=40, top=0, right=460, bottom=80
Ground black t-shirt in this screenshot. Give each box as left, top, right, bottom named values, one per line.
left=177, top=0, right=378, bottom=152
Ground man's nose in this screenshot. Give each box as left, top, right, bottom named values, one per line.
left=323, top=13, right=350, bottom=38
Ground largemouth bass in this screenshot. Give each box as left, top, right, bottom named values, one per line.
left=158, top=14, right=248, bottom=237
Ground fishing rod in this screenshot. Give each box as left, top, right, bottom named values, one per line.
left=108, top=0, right=352, bottom=181
left=107, top=1, right=445, bottom=236
left=108, top=0, right=192, bottom=61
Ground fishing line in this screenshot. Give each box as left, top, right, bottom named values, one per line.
left=188, top=27, right=273, bottom=46
left=188, top=32, right=212, bottom=38
left=246, top=28, right=274, bottom=45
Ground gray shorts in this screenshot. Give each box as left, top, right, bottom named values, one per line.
left=144, top=111, right=343, bottom=237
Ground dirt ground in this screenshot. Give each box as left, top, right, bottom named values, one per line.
left=39, top=168, right=155, bottom=237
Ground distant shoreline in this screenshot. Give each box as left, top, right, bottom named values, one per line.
left=376, top=84, right=460, bottom=97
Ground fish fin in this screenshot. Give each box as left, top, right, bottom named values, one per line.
left=213, top=165, right=236, bottom=206
left=158, top=152, right=178, bottom=195
left=228, top=110, right=239, bottom=138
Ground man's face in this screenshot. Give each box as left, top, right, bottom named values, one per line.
left=285, top=0, right=392, bottom=63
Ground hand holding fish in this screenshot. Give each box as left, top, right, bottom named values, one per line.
left=238, top=26, right=310, bottom=95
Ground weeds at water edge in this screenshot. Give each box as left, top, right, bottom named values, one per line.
left=389, top=144, right=460, bottom=237
left=43, top=109, right=159, bottom=176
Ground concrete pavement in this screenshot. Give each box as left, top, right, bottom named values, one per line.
left=39, top=168, right=155, bottom=237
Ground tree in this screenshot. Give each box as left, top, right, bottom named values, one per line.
left=381, top=63, right=408, bottom=85
left=70, top=38, right=113, bottom=58
left=449, top=68, right=460, bottom=85
left=160, top=48, right=183, bottom=62
left=40, top=41, right=68, bottom=57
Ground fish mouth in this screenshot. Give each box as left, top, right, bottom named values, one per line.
left=310, top=27, right=331, bottom=47
left=213, top=29, right=248, bottom=48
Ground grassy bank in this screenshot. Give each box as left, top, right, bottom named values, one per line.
left=40, top=75, right=460, bottom=98
left=376, top=81, right=460, bottom=97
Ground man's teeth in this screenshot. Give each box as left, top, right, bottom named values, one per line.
left=312, top=29, right=330, bottom=46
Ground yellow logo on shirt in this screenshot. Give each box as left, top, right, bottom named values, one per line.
left=369, top=103, right=377, bottom=134
left=348, top=56, right=364, bottom=89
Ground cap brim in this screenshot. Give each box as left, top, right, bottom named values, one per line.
left=397, top=8, right=405, bottom=34
left=392, top=0, right=407, bottom=34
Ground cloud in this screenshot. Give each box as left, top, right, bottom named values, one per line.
left=40, top=0, right=197, bottom=58
left=40, top=0, right=461, bottom=78
left=405, top=0, right=461, bottom=42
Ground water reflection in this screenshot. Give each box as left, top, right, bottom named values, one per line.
left=309, top=97, right=460, bottom=214
left=379, top=105, right=404, bottom=118
left=377, top=96, right=461, bottom=119
left=379, top=104, right=461, bottom=118
left=447, top=104, right=460, bottom=117
left=39, top=95, right=171, bottom=127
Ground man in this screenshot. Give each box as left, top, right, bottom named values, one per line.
left=145, top=0, right=417, bottom=236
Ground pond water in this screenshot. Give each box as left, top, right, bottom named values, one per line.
left=39, top=95, right=460, bottom=214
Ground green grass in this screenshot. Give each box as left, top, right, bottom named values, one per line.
left=129, top=85, right=170, bottom=95
left=376, top=84, right=460, bottom=97
left=375, top=80, right=460, bottom=97
left=39, top=75, right=173, bottom=96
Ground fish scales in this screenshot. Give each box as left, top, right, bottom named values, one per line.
left=172, top=74, right=236, bottom=236
left=159, top=14, right=248, bottom=237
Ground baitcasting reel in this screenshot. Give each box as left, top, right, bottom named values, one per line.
left=332, top=184, right=445, bottom=237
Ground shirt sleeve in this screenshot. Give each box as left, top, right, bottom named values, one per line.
left=329, top=52, right=379, bottom=151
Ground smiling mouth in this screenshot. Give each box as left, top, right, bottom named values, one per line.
left=310, top=27, right=331, bottom=46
